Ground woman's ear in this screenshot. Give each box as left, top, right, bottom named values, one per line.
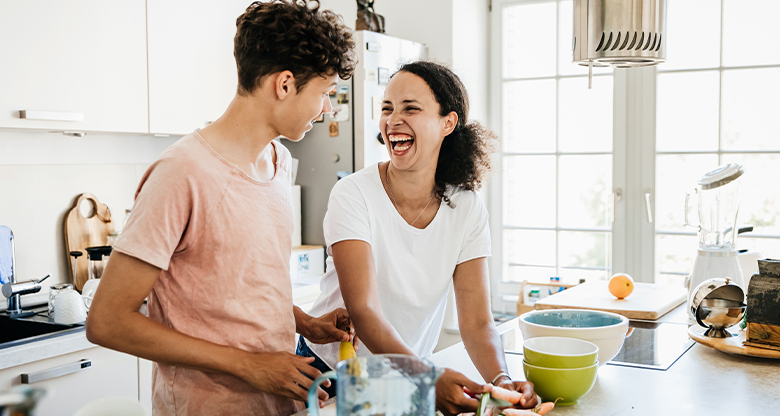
left=443, top=111, right=459, bottom=136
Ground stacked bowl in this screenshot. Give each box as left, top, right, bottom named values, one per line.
left=521, top=337, right=599, bottom=406
left=518, top=309, right=631, bottom=406
left=518, top=309, right=630, bottom=366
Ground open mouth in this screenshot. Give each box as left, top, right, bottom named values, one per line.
left=388, top=134, right=414, bottom=152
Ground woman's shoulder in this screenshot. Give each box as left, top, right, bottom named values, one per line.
left=447, top=186, right=486, bottom=211
left=330, top=164, right=381, bottom=196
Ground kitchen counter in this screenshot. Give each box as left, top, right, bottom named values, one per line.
left=428, top=316, right=780, bottom=415
left=1, top=283, right=320, bottom=371
left=294, top=307, right=780, bottom=415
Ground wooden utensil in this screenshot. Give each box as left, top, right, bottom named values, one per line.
left=688, top=325, right=780, bottom=359
left=64, top=193, right=115, bottom=291
left=533, top=281, right=687, bottom=320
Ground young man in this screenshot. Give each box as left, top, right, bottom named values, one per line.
left=87, top=1, right=356, bottom=414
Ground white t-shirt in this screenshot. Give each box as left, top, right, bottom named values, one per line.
left=307, top=163, right=491, bottom=370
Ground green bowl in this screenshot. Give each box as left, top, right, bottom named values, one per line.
left=522, top=360, right=598, bottom=406
left=523, top=337, right=599, bottom=368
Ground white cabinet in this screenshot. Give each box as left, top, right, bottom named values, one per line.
left=0, top=346, right=138, bottom=415
left=147, top=0, right=248, bottom=135
left=0, top=0, right=148, bottom=134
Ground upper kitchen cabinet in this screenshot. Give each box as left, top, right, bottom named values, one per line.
left=0, top=0, right=148, bottom=133
left=147, top=0, right=247, bottom=135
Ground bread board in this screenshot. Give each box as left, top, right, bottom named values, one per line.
left=533, top=281, right=687, bottom=320
left=688, top=325, right=780, bottom=359
left=64, top=193, right=115, bottom=291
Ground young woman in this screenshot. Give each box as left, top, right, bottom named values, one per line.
left=298, top=61, right=538, bottom=415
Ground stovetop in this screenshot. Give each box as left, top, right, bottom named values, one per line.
left=500, top=319, right=694, bottom=371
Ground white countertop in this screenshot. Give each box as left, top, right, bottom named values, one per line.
left=294, top=306, right=780, bottom=415
left=428, top=317, right=780, bottom=415
left=1, top=282, right=322, bottom=371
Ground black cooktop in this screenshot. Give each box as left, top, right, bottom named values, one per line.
left=500, top=320, right=694, bottom=371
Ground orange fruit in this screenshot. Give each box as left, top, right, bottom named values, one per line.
left=609, top=273, right=634, bottom=299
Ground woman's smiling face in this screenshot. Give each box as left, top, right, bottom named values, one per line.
left=380, top=71, right=456, bottom=171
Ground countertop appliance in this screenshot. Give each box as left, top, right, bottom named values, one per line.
left=684, top=163, right=747, bottom=318
left=286, top=31, right=426, bottom=246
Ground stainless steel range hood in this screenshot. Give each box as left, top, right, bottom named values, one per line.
left=573, top=0, right=667, bottom=86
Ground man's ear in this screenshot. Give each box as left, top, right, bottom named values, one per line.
left=273, top=70, right=296, bottom=100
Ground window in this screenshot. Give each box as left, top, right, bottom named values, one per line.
left=491, top=0, right=614, bottom=309
left=654, top=0, right=780, bottom=286
left=490, top=0, right=780, bottom=311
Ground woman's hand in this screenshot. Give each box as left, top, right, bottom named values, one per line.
left=435, top=368, right=491, bottom=416
left=299, top=308, right=355, bottom=345
left=495, top=378, right=538, bottom=409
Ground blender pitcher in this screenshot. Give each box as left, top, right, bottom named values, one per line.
left=684, top=163, right=743, bottom=251
left=308, top=354, right=443, bottom=416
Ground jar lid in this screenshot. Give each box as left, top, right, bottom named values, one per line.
left=698, top=163, right=744, bottom=190
left=85, top=246, right=113, bottom=260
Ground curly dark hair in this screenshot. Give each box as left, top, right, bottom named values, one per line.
left=234, top=0, right=357, bottom=95
left=394, top=61, right=498, bottom=207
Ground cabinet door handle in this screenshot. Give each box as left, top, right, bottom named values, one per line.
left=18, top=110, right=84, bottom=122
left=21, top=359, right=92, bottom=384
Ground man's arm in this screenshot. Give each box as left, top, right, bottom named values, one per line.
left=87, top=251, right=329, bottom=404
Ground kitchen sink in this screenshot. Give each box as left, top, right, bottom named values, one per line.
left=0, top=308, right=84, bottom=350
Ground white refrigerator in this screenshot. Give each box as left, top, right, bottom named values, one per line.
left=286, top=31, right=427, bottom=246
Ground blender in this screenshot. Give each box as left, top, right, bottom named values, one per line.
left=684, top=163, right=748, bottom=318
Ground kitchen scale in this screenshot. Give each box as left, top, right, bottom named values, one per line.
left=500, top=320, right=694, bottom=371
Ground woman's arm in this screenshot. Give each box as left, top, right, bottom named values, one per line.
left=331, top=239, right=415, bottom=355
left=452, top=257, right=507, bottom=382
left=453, top=257, right=537, bottom=408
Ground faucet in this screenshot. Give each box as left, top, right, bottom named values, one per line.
left=0, top=226, right=49, bottom=317
left=3, top=275, right=50, bottom=316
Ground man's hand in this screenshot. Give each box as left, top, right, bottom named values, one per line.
left=239, top=351, right=330, bottom=406
left=435, top=368, right=491, bottom=416
left=495, top=378, right=538, bottom=409
left=300, top=308, right=355, bottom=345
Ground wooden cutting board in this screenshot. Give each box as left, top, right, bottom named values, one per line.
left=64, top=193, right=115, bottom=291
left=688, top=325, right=780, bottom=359
left=533, top=281, right=687, bottom=320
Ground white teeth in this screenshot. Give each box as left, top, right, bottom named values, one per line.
left=395, top=144, right=411, bottom=151
left=389, top=134, right=413, bottom=142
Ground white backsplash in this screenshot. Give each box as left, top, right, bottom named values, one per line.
left=0, top=130, right=178, bottom=296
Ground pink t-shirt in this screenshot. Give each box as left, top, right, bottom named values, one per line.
left=113, top=132, right=300, bottom=415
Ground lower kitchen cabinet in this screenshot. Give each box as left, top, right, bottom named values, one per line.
left=0, top=346, right=138, bottom=415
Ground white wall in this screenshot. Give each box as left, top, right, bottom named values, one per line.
left=322, top=0, right=454, bottom=62
left=0, top=131, right=177, bottom=298
left=322, top=0, right=489, bottom=123
left=453, top=0, right=490, bottom=125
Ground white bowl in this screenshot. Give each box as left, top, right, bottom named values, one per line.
left=519, top=309, right=629, bottom=366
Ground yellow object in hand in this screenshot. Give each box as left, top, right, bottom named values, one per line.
left=338, top=341, right=356, bottom=362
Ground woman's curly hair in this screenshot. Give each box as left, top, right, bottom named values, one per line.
left=394, top=61, right=498, bottom=207
left=234, top=0, right=356, bottom=95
